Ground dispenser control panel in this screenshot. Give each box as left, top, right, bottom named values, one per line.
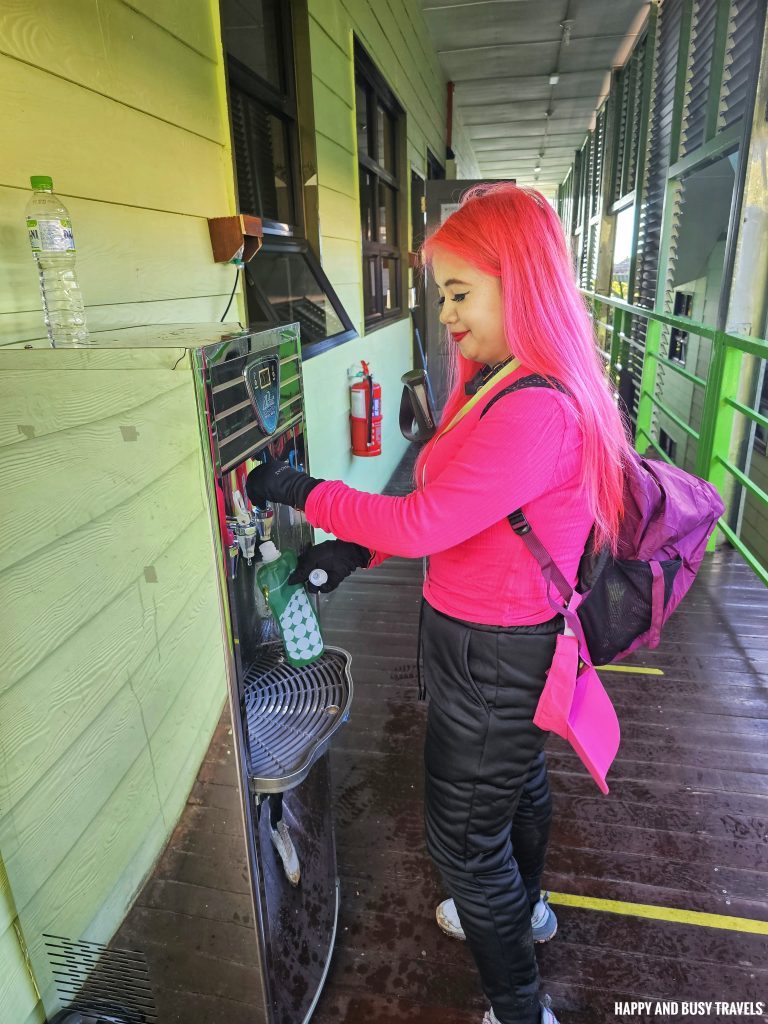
left=244, top=355, right=280, bottom=436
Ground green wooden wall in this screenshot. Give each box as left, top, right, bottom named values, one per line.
left=0, top=2, right=480, bottom=1018
left=0, top=3, right=234, bottom=1020
left=0, top=857, right=39, bottom=1024
left=0, top=0, right=238, bottom=347
left=0, top=352, right=228, bottom=1024
left=302, top=0, right=480, bottom=497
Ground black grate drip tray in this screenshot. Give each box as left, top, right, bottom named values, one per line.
left=241, top=643, right=353, bottom=793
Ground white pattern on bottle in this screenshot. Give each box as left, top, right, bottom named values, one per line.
left=279, top=590, right=324, bottom=662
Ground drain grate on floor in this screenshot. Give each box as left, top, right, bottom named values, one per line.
left=242, top=642, right=353, bottom=793
left=44, top=933, right=157, bottom=1023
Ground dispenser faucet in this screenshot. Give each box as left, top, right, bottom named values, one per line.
left=253, top=504, right=274, bottom=542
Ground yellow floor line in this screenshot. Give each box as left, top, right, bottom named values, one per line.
left=548, top=891, right=768, bottom=934
left=596, top=664, right=664, bottom=675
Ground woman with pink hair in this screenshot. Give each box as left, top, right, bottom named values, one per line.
left=247, top=182, right=632, bottom=1024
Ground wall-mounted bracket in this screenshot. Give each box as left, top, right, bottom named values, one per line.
left=208, top=214, right=263, bottom=264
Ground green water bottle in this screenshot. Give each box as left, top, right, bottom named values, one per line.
left=256, top=542, right=324, bottom=667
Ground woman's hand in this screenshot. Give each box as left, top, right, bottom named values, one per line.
left=288, top=540, right=371, bottom=593
left=245, top=459, right=323, bottom=510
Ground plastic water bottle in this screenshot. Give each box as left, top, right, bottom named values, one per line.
left=256, top=542, right=324, bottom=668
left=25, top=175, right=88, bottom=346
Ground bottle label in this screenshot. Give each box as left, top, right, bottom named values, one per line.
left=279, top=589, right=324, bottom=665
left=27, top=218, right=75, bottom=253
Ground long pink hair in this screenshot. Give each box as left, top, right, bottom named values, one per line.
left=418, top=181, right=631, bottom=553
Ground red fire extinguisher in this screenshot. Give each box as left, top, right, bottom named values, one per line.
left=349, top=360, right=382, bottom=457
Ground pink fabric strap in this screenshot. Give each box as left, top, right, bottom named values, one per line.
left=508, top=510, right=593, bottom=664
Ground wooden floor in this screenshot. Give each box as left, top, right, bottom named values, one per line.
left=112, top=445, right=768, bottom=1023
left=311, top=445, right=768, bottom=1024
left=111, top=713, right=263, bottom=1024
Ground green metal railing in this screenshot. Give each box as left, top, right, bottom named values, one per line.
left=582, top=290, right=768, bottom=587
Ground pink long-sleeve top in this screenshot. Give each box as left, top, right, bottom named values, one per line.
left=305, top=363, right=594, bottom=625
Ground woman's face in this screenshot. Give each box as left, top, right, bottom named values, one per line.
left=432, top=250, right=510, bottom=366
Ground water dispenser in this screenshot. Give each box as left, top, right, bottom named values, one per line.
left=194, top=324, right=353, bottom=1022
left=0, top=322, right=351, bottom=1024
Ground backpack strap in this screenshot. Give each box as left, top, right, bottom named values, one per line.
left=479, top=373, right=570, bottom=419
left=480, top=374, right=589, bottom=647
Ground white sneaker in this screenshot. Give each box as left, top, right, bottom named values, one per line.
left=437, top=893, right=557, bottom=943
left=482, top=995, right=560, bottom=1023
left=539, top=995, right=560, bottom=1023
left=270, top=819, right=301, bottom=886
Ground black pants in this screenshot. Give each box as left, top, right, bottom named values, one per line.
left=422, top=601, right=560, bottom=1024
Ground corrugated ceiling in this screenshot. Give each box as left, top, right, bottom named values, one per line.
left=420, top=0, right=649, bottom=192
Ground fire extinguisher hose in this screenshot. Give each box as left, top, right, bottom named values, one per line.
left=366, top=373, right=373, bottom=446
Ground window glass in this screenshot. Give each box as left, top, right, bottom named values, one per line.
left=252, top=250, right=345, bottom=344
left=377, top=182, right=397, bottom=245
left=269, top=116, right=294, bottom=225
left=360, top=172, right=374, bottom=242
left=611, top=204, right=634, bottom=300
left=356, top=47, right=403, bottom=327
left=376, top=105, right=395, bottom=173
left=363, top=256, right=379, bottom=313
left=356, top=82, right=369, bottom=157
left=221, top=0, right=284, bottom=91
left=231, top=89, right=295, bottom=224
left=756, top=367, right=768, bottom=451
left=382, top=258, right=397, bottom=311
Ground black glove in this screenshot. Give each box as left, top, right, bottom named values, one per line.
left=245, top=459, right=323, bottom=510
left=288, top=540, right=371, bottom=593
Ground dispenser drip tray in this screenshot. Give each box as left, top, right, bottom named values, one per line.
left=242, top=644, right=353, bottom=793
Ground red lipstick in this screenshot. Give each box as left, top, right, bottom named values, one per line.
left=451, top=331, right=468, bottom=342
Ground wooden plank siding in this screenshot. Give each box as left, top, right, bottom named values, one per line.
left=0, top=357, right=228, bottom=1016
left=302, top=0, right=480, bottom=500
left=0, top=4, right=235, bottom=1012
left=0, top=858, right=42, bottom=1024
left=0, top=354, right=228, bottom=1015
left=0, top=2, right=481, bottom=1017
left=0, top=1, right=239, bottom=346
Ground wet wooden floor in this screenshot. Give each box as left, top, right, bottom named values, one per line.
left=312, top=446, right=768, bottom=1024
left=110, top=445, right=767, bottom=1024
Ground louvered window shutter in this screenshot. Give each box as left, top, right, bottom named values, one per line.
left=613, top=36, right=647, bottom=202
left=613, top=61, right=631, bottom=202
left=626, top=38, right=647, bottom=195
left=230, top=85, right=279, bottom=221
left=578, top=134, right=596, bottom=289
left=629, top=0, right=685, bottom=419
left=719, top=0, right=762, bottom=132
left=588, top=109, right=606, bottom=288
left=681, top=0, right=719, bottom=156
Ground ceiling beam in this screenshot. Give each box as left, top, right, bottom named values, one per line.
left=478, top=156, right=572, bottom=166
left=454, top=72, right=610, bottom=86
left=466, top=119, right=590, bottom=128
left=453, top=67, right=614, bottom=83
left=457, top=92, right=605, bottom=107
left=438, top=33, right=626, bottom=54
left=423, top=0, right=543, bottom=9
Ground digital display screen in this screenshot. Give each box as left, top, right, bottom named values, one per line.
left=259, top=367, right=271, bottom=389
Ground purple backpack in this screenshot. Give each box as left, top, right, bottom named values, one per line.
left=482, top=376, right=726, bottom=665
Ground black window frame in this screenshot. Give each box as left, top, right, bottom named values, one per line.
left=223, top=0, right=304, bottom=235
left=243, top=231, right=357, bottom=359
left=755, top=367, right=768, bottom=454
left=355, top=42, right=406, bottom=332
left=669, top=290, right=693, bottom=365
left=427, top=148, right=446, bottom=180
left=659, top=428, right=678, bottom=462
